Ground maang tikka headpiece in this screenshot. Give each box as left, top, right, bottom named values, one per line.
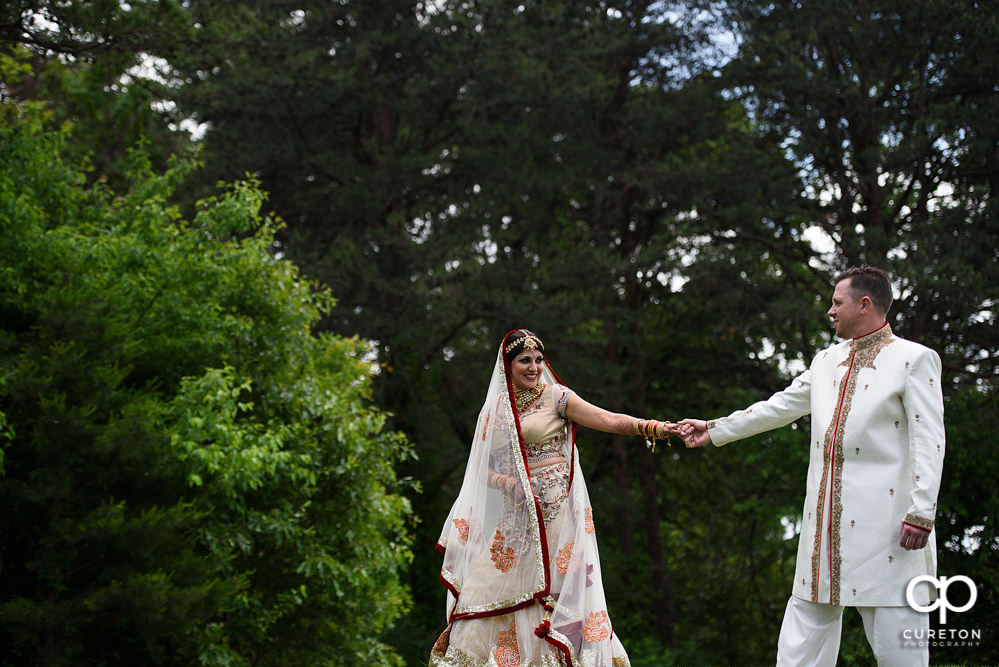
left=505, top=331, right=544, bottom=354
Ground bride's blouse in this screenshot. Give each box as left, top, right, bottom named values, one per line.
left=519, top=384, right=574, bottom=465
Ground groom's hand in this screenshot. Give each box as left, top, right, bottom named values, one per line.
left=899, top=522, right=930, bottom=550
left=677, top=419, right=711, bottom=448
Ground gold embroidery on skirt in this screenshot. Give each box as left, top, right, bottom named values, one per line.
left=556, top=542, right=575, bottom=574
left=490, top=530, right=516, bottom=573
left=492, top=619, right=520, bottom=667
left=583, top=611, right=611, bottom=642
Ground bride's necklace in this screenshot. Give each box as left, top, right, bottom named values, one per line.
left=514, top=383, right=544, bottom=412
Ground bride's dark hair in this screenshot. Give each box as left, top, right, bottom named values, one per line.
left=502, top=329, right=545, bottom=363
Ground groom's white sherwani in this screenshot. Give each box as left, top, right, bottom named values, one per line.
left=708, top=323, right=945, bottom=607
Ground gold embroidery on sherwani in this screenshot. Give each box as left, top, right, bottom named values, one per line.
left=811, top=325, right=895, bottom=605
left=904, top=513, right=934, bottom=531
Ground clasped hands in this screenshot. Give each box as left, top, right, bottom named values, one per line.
left=676, top=418, right=711, bottom=448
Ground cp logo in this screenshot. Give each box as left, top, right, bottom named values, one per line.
left=906, top=575, right=977, bottom=624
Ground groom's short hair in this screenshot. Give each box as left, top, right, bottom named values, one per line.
left=834, top=265, right=893, bottom=316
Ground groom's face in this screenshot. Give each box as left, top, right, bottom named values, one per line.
left=827, top=279, right=865, bottom=339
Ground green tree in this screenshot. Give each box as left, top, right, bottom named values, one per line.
left=2, top=2, right=194, bottom=188
left=151, top=1, right=825, bottom=662
left=719, top=1, right=999, bottom=663
left=0, top=102, right=413, bottom=665
left=723, top=0, right=999, bottom=383
left=7, top=1, right=996, bottom=664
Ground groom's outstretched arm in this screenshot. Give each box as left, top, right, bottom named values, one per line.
left=678, top=369, right=813, bottom=449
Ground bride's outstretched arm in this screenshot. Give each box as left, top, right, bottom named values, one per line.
left=564, top=394, right=680, bottom=438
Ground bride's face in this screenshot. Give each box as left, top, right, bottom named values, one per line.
left=510, top=350, right=544, bottom=390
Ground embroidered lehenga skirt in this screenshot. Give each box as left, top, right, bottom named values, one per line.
left=430, top=462, right=630, bottom=667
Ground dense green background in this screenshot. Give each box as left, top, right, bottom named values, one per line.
left=2, top=1, right=997, bottom=665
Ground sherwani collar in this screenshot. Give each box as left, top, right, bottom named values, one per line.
left=851, top=322, right=893, bottom=351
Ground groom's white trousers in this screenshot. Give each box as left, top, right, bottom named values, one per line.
left=776, top=595, right=929, bottom=667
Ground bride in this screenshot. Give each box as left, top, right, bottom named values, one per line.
left=430, top=329, right=677, bottom=666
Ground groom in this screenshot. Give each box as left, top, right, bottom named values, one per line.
left=679, top=265, right=945, bottom=667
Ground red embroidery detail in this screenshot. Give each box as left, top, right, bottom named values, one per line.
left=481, top=414, right=491, bottom=440
left=493, top=619, right=520, bottom=667
left=556, top=542, right=574, bottom=574
left=584, top=507, right=595, bottom=534
left=583, top=611, right=611, bottom=642
left=452, top=518, right=469, bottom=542
left=490, top=530, right=515, bottom=573
left=432, top=625, right=451, bottom=654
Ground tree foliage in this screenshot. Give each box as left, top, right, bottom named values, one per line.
left=3, top=0, right=997, bottom=665
left=724, top=0, right=999, bottom=384
left=0, top=103, right=413, bottom=665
